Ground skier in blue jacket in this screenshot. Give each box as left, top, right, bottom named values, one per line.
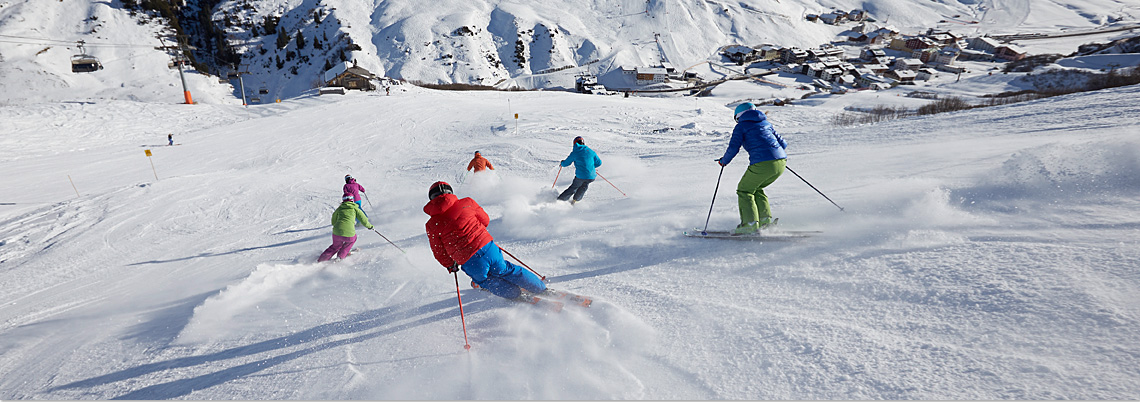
left=557, top=136, right=603, bottom=204
left=718, top=102, right=787, bottom=234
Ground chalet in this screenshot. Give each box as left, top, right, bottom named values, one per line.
left=722, top=45, right=757, bottom=64
left=808, top=46, right=845, bottom=60
left=905, top=37, right=939, bottom=52
left=956, top=48, right=990, bottom=61
left=635, top=67, right=668, bottom=85
left=934, top=64, right=968, bottom=74
left=933, top=49, right=959, bottom=65
left=819, top=13, right=844, bottom=25
left=620, top=65, right=637, bottom=76
left=888, top=37, right=912, bottom=52
left=863, top=63, right=890, bottom=75
left=995, top=45, right=1027, bottom=61
left=819, top=56, right=844, bottom=69
left=967, top=36, right=1001, bottom=53
left=324, top=61, right=376, bottom=91
left=861, top=47, right=886, bottom=62
left=893, top=58, right=924, bottom=71
left=780, top=63, right=802, bottom=74
left=780, top=47, right=809, bottom=64
left=851, top=67, right=874, bottom=79
left=805, top=14, right=819, bottom=22
left=857, top=73, right=891, bottom=88
left=848, top=9, right=866, bottom=21
left=916, top=68, right=938, bottom=81
left=837, top=74, right=856, bottom=86
left=868, top=27, right=900, bottom=45
left=927, top=33, right=957, bottom=46
left=884, top=69, right=917, bottom=83
left=913, top=48, right=940, bottom=63
left=757, top=45, right=782, bottom=61
left=575, top=74, right=598, bottom=93
left=822, top=68, right=844, bottom=81
left=806, top=62, right=827, bottom=78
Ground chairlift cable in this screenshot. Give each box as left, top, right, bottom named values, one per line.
left=0, top=34, right=155, bottom=48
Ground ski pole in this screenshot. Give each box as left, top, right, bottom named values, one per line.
left=702, top=163, right=726, bottom=235
left=595, top=172, right=627, bottom=197
left=551, top=166, right=563, bottom=189
left=498, top=246, right=546, bottom=281
left=453, top=272, right=472, bottom=350
left=364, top=192, right=374, bottom=211
left=785, top=166, right=844, bottom=212
left=370, top=228, right=406, bottom=253
left=458, top=170, right=470, bottom=186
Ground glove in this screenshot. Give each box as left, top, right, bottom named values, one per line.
left=366, top=224, right=374, bottom=230
left=447, top=262, right=460, bottom=273
left=716, top=158, right=726, bottom=167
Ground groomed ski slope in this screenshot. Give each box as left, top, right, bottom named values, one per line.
left=1, top=83, right=1139, bottom=399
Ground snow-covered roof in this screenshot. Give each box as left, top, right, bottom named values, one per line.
left=323, top=62, right=350, bottom=83
left=724, top=45, right=755, bottom=55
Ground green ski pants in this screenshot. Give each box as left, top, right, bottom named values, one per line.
left=736, top=158, right=786, bottom=224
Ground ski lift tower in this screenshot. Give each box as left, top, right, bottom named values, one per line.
left=158, top=35, right=195, bottom=104
left=230, top=64, right=251, bottom=106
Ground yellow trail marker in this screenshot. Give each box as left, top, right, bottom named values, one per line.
left=144, top=149, right=158, bottom=180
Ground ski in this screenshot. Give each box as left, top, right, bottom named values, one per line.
left=514, top=294, right=564, bottom=312
left=540, top=288, right=593, bottom=308
left=325, top=248, right=361, bottom=263
left=471, top=283, right=570, bottom=312
left=683, top=228, right=818, bottom=240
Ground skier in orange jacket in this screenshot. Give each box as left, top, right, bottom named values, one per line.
left=466, top=151, right=495, bottom=173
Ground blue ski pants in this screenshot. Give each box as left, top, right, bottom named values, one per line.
left=354, top=200, right=368, bottom=224
left=463, top=241, right=546, bottom=299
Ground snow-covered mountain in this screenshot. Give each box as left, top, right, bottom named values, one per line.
left=3, top=0, right=1139, bottom=103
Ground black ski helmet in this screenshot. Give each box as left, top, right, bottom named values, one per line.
left=428, top=181, right=453, bottom=200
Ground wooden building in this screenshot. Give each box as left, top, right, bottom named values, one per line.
left=324, top=61, right=377, bottom=91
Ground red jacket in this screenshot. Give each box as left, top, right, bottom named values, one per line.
left=423, top=193, right=494, bottom=267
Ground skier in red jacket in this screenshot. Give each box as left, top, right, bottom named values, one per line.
left=423, top=181, right=546, bottom=299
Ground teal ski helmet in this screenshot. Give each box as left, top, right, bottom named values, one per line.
left=734, top=102, right=755, bottom=122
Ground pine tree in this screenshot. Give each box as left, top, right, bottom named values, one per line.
left=296, top=30, right=306, bottom=49
left=276, top=27, right=290, bottom=49
left=313, top=37, right=322, bottom=50
left=263, top=15, right=278, bottom=34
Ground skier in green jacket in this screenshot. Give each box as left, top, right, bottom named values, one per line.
left=318, top=194, right=374, bottom=262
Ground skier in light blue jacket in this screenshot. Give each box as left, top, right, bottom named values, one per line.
left=718, top=102, right=787, bottom=234
left=557, top=136, right=603, bottom=204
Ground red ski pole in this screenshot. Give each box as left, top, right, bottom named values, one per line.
left=498, top=246, right=546, bottom=281
left=595, top=172, right=627, bottom=197
left=453, top=272, right=471, bottom=350
left=552, top=166, right=563, bottom=189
